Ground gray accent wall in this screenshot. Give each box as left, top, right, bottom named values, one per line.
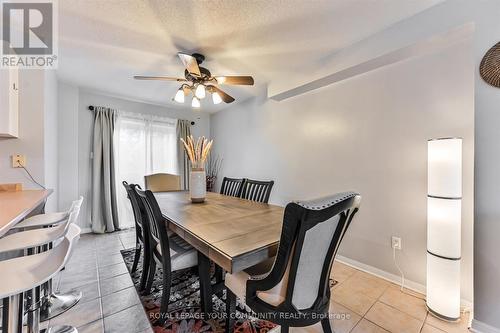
left=210, top=38, right=474, bottom=305
left=210, top=1, right=500, bottom=329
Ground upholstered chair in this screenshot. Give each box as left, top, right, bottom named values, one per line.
left=224, top=192, right=361, bottom=333
left=144, top=173, right=181, bottom=192
left=135, top=187, right=198, bottom=325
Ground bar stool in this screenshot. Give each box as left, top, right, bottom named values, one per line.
left=0, top=223, right=81, bottom=333
left=12, top=197, right=83, bottom=230
left=3, top=197, right=84, bottom=322
left=0, top=210, right=77, bottom=255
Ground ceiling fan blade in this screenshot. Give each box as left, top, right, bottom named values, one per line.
left=208, top=85, right=235, bottom=103
left=178, top=53, right=201, bottom=77
left=214, top=75, right=254, bottom=85
left=134, top=75, right=187, bottom=82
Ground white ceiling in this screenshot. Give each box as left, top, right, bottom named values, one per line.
left=58, top=0, right=441, bottom=112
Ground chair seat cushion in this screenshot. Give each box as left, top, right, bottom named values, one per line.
left=225, top=257, right=285, bottom=306
left=14, top=212, right=68, bottom=229
left=156, top=234, right=197, bottom=271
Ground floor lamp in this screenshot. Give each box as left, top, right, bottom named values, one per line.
left=427, top=137, right=462, bottom=321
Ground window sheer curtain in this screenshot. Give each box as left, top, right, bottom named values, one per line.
left=114, top=113, right=178, bottom=228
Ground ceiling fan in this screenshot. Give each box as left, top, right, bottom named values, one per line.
left=134, top=53, right=254, bottom=108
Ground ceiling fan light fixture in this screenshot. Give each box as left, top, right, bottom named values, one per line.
left=195, top=84, right=206, bottom=99
left=192, top=96, right=201, bottom=108
left=174, top=88, right=185, bottom=103
left=212, top=91, right=222, bottom=105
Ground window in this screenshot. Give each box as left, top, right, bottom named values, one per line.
left=114, top=113, right=177, bottom=228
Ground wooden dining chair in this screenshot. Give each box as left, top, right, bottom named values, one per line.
left=123, top=181, right=152, bottom=292
left=144, top=173, right=181, bottom=192
left=220, top=177, right=245, bottom=197
left=224, top=192, right=361, bottom=333
left=135, top=187, right=198, bottom=325
left=239, top=178, right=274, bottom=203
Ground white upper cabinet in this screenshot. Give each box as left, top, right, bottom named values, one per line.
left=0, top=68, right=19, bottom=138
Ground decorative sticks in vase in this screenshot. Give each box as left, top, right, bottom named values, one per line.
left=180, top=135, right=213, bottom=202
left=180, top=135, right=213, bottom=170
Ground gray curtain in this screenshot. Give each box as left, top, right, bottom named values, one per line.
left=176, top=119, right=192, bottom=190
left=91, top=106, right=119, bottom=233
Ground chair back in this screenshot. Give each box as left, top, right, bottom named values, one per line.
left=240, top=178, right=274, bottom=203
left=134, top=187, right=172, bottom=270
left=123, top=181, right=145, bottom=236
left=144, top=173, right=181, bottom=192
left=220, top=177, right=244, bottom=197
left=246, top=192, right=361, bottom=325
left=71, top=196, right=84, bottom=211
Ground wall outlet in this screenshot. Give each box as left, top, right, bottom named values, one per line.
left=391, top=236, right=402, bottom=250
left=11, top=154, right=25, bottom=168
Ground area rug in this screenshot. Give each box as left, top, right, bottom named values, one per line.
left=121, top=248, right=277, bottom=333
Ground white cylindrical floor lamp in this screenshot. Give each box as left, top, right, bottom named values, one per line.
left=426, top=137, right=462, bottom=321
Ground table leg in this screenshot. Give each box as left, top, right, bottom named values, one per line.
left=197, top=252, right=213, bottom=315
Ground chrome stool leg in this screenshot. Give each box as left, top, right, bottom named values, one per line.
left=6, top=294, right=23, bottom=333
left=39, top=241, right=81, bottom=322
left=39, top=289, right=82, bottom=321
left=26, top=283, right=78, bottom=333
left=26, top=287, right=40, bottom=333
left=42, top=325, right=78, bottom=333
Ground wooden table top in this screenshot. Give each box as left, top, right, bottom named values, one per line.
left=0, top=189, right=52, bottom=237
left=154, top=191, right=284, bottom=273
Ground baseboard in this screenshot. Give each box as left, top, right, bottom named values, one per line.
left=470, top=320, right=500, bottom=333
left=335, top=255, right=473, bottom=310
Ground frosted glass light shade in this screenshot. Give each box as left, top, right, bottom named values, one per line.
left=427, top=197, right=461, bottom=258
left=195, top=84, right=206, bottom=99
left=191, top=96, right=200, bottom=108
left=174, top=88, right=185, bottom=103
left=426, top=253, right=461, bottom=320
left=212, top=92, right=222, bottom=104
left=428, top=138, right=462, bottom=198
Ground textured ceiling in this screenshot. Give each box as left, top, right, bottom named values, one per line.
left=58, top=0, right=441, bottom=112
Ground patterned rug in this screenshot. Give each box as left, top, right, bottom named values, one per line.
left=121, top=248, right=277, bottom=333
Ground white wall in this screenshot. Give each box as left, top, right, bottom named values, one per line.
left=57, top=83, right=79, bottom=213
left=57, top=86, right=211, bottom=231
left=0, top=69, right=58, bottom=211
left=44, top=70, right=59, bottom=212
left=210, top=39, right=474, bottom=303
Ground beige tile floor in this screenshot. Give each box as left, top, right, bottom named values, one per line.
left=46, top=230, right=152, bottom=333
left=50, top=230, right=471, bottom=333
left=300, top=262, right=471, bottom=333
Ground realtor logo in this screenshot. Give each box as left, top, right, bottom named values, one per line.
left=1, top=0, right=58, bottom=68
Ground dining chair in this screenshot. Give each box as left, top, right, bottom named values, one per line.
left=224, top=192, right=361, bottom=333
left=123, top=181, right=152, bottom=292
left=135, top=187, right=198, bottom=325
left=239, top=178, right=274, bottom=203
left=220, top=177, right=245, bottom=198
left=144, top=173, right=181, bottom=192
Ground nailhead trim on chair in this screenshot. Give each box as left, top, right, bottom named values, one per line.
left=294, top=192, right=358, bottom=210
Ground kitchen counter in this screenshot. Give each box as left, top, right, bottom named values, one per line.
left=0, top=189, right=53, bottom=237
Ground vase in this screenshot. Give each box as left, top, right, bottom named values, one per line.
left=190, top=168, right=206, bottom=203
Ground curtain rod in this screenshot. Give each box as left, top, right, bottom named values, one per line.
left=87, top=105, right=195, bottom=125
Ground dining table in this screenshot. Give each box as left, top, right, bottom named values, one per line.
left=154, top=190, right=284, bottom=314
